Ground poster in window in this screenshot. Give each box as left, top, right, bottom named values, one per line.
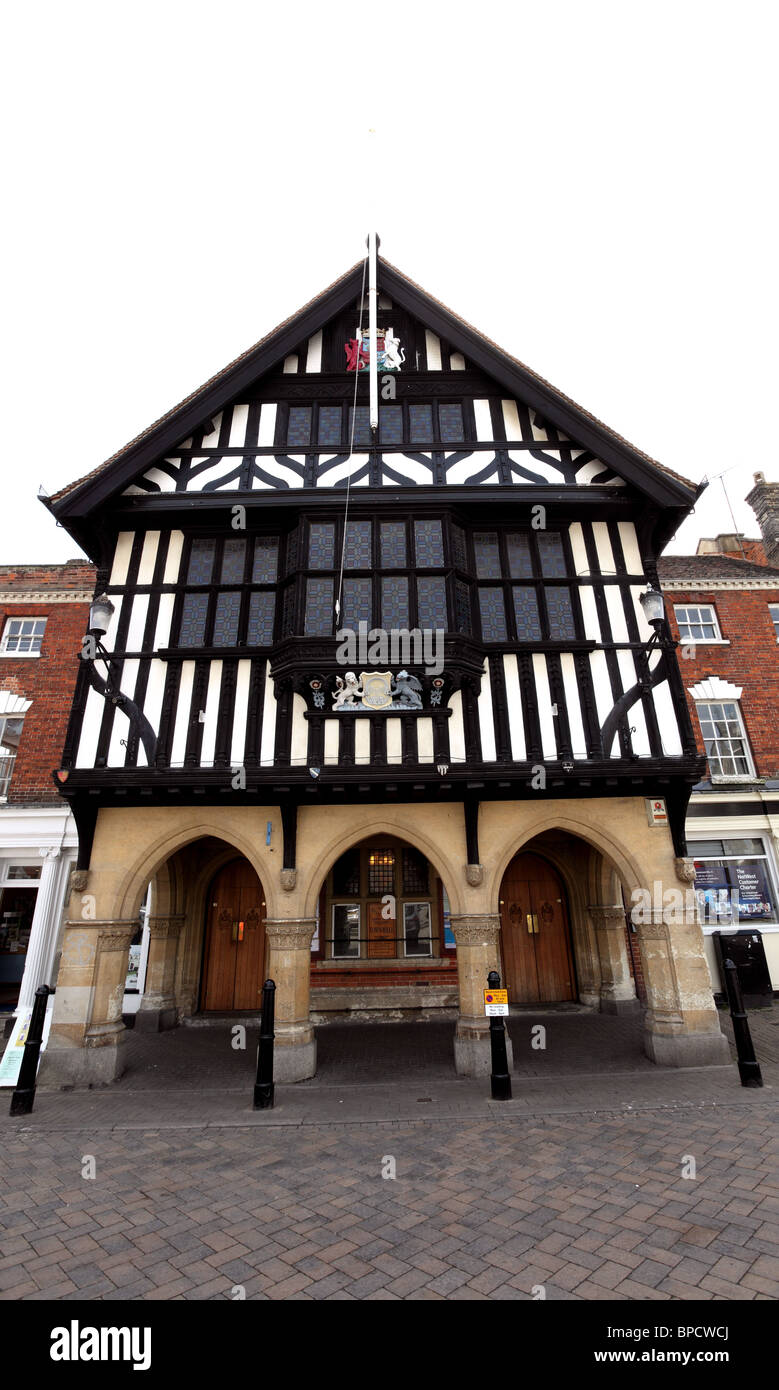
left=404, top=902, right=432, bottom=957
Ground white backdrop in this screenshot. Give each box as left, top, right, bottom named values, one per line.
left=3, top=0, right=776, bottom=561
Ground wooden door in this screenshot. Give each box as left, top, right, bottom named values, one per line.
left=202, top=860, right=266, bottom=1011
left=500, top=853, right=575, bottom=1004
left=367, top=900, right=396, bottom=958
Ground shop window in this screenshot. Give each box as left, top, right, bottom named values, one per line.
left=1, top=618, right=47, bottom=656
left=690, top=838, right=778, bottom=926
left=769, top=603, right=779, bottom=641
left=0, top=861, right=40, bottom=1008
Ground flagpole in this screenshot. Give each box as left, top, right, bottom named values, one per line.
left=368, top=229, right=379, bottom=436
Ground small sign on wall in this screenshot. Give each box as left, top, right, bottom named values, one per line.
left=646, top=798, right=668, bottom=826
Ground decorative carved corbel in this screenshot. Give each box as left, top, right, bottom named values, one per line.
left=280, top=868, right=297, bottom=892
left=465, top=864, right=484, bottom=887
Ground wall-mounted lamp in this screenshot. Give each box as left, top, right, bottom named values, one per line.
left=88, top=593, right=116, bottom=637
left=638, top=583, right=665, bottom=630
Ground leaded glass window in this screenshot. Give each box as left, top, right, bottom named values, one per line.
left=308, top=523, right=335, bottom=570
left=409, top=404, right=434, bottom=443
left=450, top=524, right=467, bottom=571
left=344, top=520, right=372, bottom=569
left=285, top=527, right=299, bottom=574
left=305, top=578, right=334, bottom=636
left=287, top=406, right=312, bottom=447
left=537, top=532, right=568, bottom=578
left=247, top=591, right=276, bottom=645
left=380, top=406, right=403, bottom=446
left=281, top=584, right=296, bottom=637
left=513, top=587, right=542, bottom=640
left=417, top=577, right=447, bottom=630
left=349, top=406, right=372, bottom=446
left=402, top=848, right=429, bottom=895
left=439, top=403, right=464, bottom=441
left=220, top=539, right=246, bottom=584
left=414, top=519, right=444, bottom=568
left=179, top=593, right=209, bottom=646
left=213, top=591, right=241, bottom=645
left=474, top=532, right=501, bottom=579
left=454, top=579, right=472, bottom=635
left=342, top=578, right=372, bottom=628
left=545, top=587, right=576, bottom=640
left=479, top=588, right=507, bottom=641
left=368, top=848, right=395, bottom=895
left=318, top=405, right=342, bottom=446
left=380, top=522, right=406, bottom=568
left=252, top=539, right=278, bottom=584
left=507, top=534, right=533, bottom=578
left=333, top=849, right=360, bottom=896
left=187, top=539, right=216, bottom=585
left=382, top=576, right=409, bottom=629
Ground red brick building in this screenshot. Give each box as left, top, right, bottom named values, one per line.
left=658, top=473, right=779, bottom=992
left=0, top=561, right=96, bottom=1017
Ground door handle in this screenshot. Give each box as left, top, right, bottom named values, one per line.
left=232, top=920, right=245, bottom=943
left=526, top=913, right=539, bottom=934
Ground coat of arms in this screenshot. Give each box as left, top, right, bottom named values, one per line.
left=331, top=670, right=423, bottom=711
left=345, top=326, right=405, bottom=373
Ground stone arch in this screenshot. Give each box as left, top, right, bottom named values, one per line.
left=302, top=814, right=463, bottom=920
left=486, top=810, right=645, bottom=916
left=115, top=817, right=279, bottom=922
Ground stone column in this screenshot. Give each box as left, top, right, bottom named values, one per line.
left=39, top=918, right=138, bottom=1087
left=635, top=909, right=730, bottom=1066
left=264, top=918, right=317, bottom=1081
left=451, top=914, right=514, bottom=1076
left=135, top=915, right=183, bottom=1032
left=588, top=905, right=641, bottom=1015
left=16, top=850, right=69, bottom=1013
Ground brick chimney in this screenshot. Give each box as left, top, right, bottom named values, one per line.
left=747, top=472, right=779, bottom=566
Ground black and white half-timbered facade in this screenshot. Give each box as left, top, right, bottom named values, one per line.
left=40, top=250, right=729, bottom=1085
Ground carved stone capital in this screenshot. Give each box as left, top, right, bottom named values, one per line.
left=95, top=921, right=138, bottom=952
left=265, top=918, right=317, bottom=950
left=465, top=864, right=484, bottom=887
left=146, top=915, right=184, bottom=940
left=280, top=868, right=297, bottom=892
left=588, top=905, right=627, bottom=931
left=675, top=857, right=697, bottom=884
left=69, top=869, right=89, bottom=894
left=450, top=914, right=501, bottom=947
left=633, top=911, right=672, bottom=942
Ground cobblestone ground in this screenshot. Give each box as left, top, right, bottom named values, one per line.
left=0, top=1005, right=777, bottom=1301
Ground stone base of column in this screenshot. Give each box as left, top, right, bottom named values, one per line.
left=600, top=994, right=643, bottom=1016
left=274, top=1022, right=317, bottom=1082
left=454, top=1019, right=514, bottom=1076
left=644, top=1026, right=731, bottom=1068
left=134, top=1001, right=177, bottom=1032
left=38, top=1030, right=129, bottom=1088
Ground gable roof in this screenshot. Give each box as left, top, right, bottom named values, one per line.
left=658, top=553, right=779, bottom=584
left=46, top=254, right=703, bottom=518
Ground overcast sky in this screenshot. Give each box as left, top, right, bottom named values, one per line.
left=3, top=1, right=776, bottom=563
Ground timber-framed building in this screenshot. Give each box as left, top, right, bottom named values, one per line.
left=39, top=250, right=729, bottom=1084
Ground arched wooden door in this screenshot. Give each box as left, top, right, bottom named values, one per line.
left=202, top=859, right=266, bottom=1011
left=500, top=853, right=575, bottom=1004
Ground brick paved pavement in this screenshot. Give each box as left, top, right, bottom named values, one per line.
left=1, top=1003, right=777, bottom=1301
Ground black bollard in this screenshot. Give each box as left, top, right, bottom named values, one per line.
left=9, top=985, right=53, bottom=1117
left=722, top=958, right=763, bottom=1088
left=487, top=969, right=512, bottom=1101
left=253, top=978, right=276, bottom=1109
